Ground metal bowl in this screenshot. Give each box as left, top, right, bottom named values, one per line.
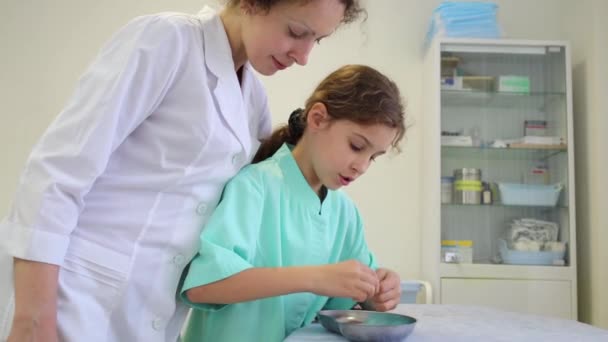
left=317, top=310, right=416, bottom=342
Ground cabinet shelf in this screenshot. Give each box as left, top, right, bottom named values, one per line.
left=441, top=89, right=566, bottom=109
left=441, top=145, right=566, bottom=160
left=439, top=262, right=575, bottom=280
left=441, top=203, right=568, bottom=209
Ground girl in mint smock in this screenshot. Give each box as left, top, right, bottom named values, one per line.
left=180, top=65, right=407, bottom=342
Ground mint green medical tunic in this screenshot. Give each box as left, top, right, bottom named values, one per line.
left=180, top=144, right=376, bottom=342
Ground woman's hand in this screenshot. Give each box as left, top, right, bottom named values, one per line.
left=8, top=316, right=58, bottom=342
left=364, top=268, right=401, bottom=312
left=311, top=260, right=379, bottom=303
left=8, top=258, right=60, bottom=342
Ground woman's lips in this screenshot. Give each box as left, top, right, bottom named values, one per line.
left=272, top=56, right=287, bottom=70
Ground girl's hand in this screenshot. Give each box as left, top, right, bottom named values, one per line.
left=311, top=260, right=379, bottom=302
left=366, top=268, right=401, bottom=312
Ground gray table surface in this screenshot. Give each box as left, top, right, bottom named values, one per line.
left=285, top=304, right=608, bottom=342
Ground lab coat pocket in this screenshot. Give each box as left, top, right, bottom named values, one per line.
left=61, top=237, right=130, bottom=310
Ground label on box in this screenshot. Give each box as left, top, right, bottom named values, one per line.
left=524, top=120, right=547, bottom=136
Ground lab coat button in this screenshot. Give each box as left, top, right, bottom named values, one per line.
left=173, top=254, right=185, bottom=266
left=152, top=318, right=164, bottom=331
left=231, top=154, right=241, bottom=165
left=196, top=203, right=207, bottom=216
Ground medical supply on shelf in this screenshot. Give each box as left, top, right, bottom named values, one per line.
left=441, top=240, right=473, bottom=263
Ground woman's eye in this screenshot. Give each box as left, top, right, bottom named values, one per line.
left=350, top=144, right=363, bottom=152
left=315, top=37, right=324, bottom=45
left=288, top=28, right=305, bottom=39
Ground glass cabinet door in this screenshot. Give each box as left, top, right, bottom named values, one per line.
left=438, top=43, right=571, bottom=267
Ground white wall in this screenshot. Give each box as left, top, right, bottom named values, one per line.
left=0, top=0, right=434, bottom=280
left=1, top=0, right=606, bottom=326
left=563, top=0, right=608, bottom=329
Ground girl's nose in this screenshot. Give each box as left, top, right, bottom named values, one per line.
left=351, top=159, right=370, bottom=175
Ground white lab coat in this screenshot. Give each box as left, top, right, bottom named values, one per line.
left=0, top=7, right=271, bottom=342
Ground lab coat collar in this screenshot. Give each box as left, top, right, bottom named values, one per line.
left=198, top=6, right=254, bottom=156
left=198, top=6, right=236, bottom=80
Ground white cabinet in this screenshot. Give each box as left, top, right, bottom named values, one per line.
left=441, top=278, right=572, bottom=319
left=421, top=38, right=577, bottom=319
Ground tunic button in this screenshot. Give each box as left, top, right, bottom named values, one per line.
left=196, top=203, right=208, bottom=216
left=152, top=318, right=164, bottom=331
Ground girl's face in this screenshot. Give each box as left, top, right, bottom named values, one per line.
left=240, top=0, right=346, bottom=75
left=306, top=104, right=398, bottom=191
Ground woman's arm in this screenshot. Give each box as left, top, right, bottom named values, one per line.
left=186, top=260, right=379, bottom=304
left=8, top=258, right=60, bottom=342
left=4, top=17, right=189, bottom=340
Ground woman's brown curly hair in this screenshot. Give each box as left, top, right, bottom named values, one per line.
left=226, top=0, right=365, bottom=24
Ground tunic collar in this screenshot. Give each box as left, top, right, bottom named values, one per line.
left=271, top=144, right=328, bottom=215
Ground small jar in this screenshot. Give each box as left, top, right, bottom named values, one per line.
left=441, top=240, right=473, bottom=263
left=441, top=176, right=454, bottom=204
left=482, top=182, right=493, bottom=204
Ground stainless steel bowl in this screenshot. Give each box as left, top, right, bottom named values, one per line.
left=317, top=310, right=416, bottom=342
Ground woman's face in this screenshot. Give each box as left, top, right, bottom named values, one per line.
left=241, top=0, right=346, bottom=75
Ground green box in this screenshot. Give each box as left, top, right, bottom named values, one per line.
left=497, top=75, right=530, bottom=93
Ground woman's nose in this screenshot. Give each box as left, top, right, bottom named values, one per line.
left=288, top=40, right=315, bottom=66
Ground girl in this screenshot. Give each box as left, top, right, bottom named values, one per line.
left=0, top=1, right=363, bottom=341
left=181, top=64, right=406, bottom=341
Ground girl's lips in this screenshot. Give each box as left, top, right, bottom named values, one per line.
left=339, top=175, right=352, bottom=186
left=272, top=56, right=287, bottom=70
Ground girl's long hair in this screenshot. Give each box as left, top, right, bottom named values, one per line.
left=253, top=64, right=406, bottom=163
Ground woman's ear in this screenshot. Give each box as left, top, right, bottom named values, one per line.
left=307, top=102, right=330, bottom=131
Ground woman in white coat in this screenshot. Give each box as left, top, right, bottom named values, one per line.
left=0, top=1, right=363, bottom=341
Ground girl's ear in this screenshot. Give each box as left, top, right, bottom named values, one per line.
left=307, top=102, right=331, bottom=131
left=240, top=0, right=255, bottom=15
